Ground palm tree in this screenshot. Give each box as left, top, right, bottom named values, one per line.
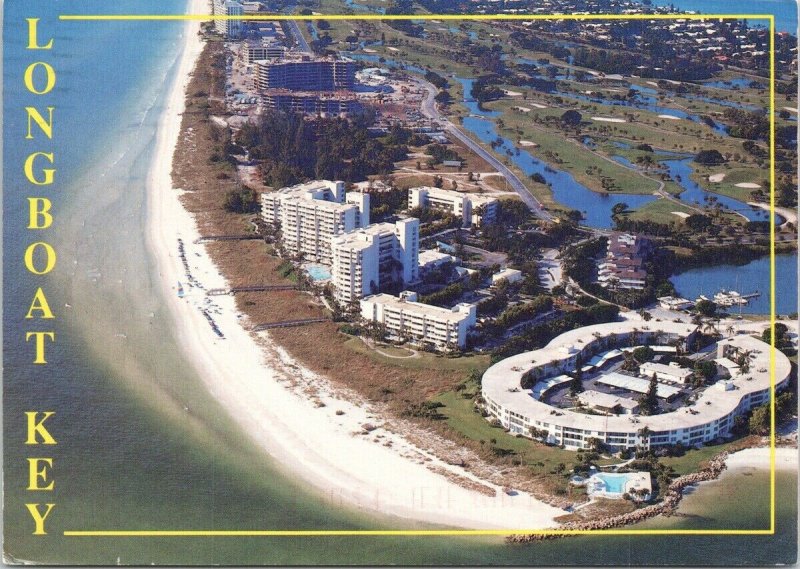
left=702, top=320, right=718, bottom=336
left=726, top=324, right=736, bottom=338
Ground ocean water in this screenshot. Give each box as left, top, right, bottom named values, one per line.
left=2, top=0, right=797, bottom=565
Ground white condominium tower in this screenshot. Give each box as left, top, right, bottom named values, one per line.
left=331, top=219, right=420, bottom=305
left=261, top=180, right=370, bottom=264
left=213, top=0, right=244, bottom=38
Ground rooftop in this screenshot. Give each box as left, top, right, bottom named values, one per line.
left=482, top=321, right=791, bottom=434
left=362, top=293, right=475, bottom=323
left=578, top=389, right=640, bottom=411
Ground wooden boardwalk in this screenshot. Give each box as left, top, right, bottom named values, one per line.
left=207, top=284, right=299, bottom=296
left=194, top=234, right=263, bottom=244
left=252, top=318, right=328, bottom=331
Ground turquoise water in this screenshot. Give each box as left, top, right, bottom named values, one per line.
left=591, top=473, right=630, bottom=495
left=306, top=264, right=332, bottom=281
left=2, top=0, right=796, bottom=564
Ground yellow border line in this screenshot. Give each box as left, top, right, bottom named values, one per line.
left=62, top=529, right=775, bottom=537
left=57, top=12, right=780, bottom=538
left=59, top=13, right=775, bottom=20
left=768, top=12, right=777, bottom=536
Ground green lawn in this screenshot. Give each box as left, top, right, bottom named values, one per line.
left=659, top=439, right=753, bottom=475
left=690, top=165, right=770, bottom=203
left=434, top=389, right=619, bottom=472
left=624, top=197, right=698, bottom=225
left=487, top=100, right=661, bottom=196
left=342, top=336, right=491, bottom=373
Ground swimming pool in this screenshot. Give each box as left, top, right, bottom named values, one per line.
left=592, top=473, right=629, bottom=494
left=305, top=264, right=331, bottom=282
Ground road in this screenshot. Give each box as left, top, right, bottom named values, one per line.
left=417, top=80, right=553, bottom=221
left=285, top=19, right=312, bottom=53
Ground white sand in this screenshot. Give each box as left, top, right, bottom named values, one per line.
left=592, top=116, right=626, bottom=123
left=513, top=106, right=531, bottom=112
left=646, top=81, right=659, bottom=87
left=387, top=46, right=400, bottom=52
left=725, top=447, right=798, bottom=472
left=708, top=173, right=726, bottom=183
left=672, top=211, right=691, bottom=219
left=145, top=1, right=563, bottom=531
left=363, top=48, right=377, bottom=53
left=519, top=140, right=538, bottom=147
left=503, top=89, right=523, bottom=97
left=529, top=102, right=547, bottom=109
left=658, top=114, right=681, bottom=120
left=783, top=106, right=798, bottom=113
left=735, top=182, right=761, bottom=188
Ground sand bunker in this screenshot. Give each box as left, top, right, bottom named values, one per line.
left=592, top=116, right=626, bottom=123
left=658, top=114, right=681, bottom=120
left=672, top=211, right=691, bottom=219
left=735, top=182, right=761, bottom=188
left=514, top=106, right=531, bottom=112
left=504, top=89, right=523, bottom=97
left=519, top=140, right=538, bottom=147
left=708, top=173, right=726, bottom=183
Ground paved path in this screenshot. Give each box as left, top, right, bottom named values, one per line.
left=360, top=337, right=420, bottom=359
left=417, top=79, right=553, bottom=221
left=285, top=19, right=312, bottom=53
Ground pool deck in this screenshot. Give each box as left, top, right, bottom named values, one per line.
left=588, top=471, right=652, bottom=499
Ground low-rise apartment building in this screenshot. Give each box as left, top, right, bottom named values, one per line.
left=408, top=186, right=499, bottom=227
left=244, top=41, right=286, bottom=63
left=360, top=291, right=476, bottom=350
left=639, top=361, right=694, bottom=384
left=331, top=219, right=419, bottom=305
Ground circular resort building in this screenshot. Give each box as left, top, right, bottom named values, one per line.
left=481, top=321, right=791, bottom=451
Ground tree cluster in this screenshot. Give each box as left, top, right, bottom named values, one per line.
left=237, top=111, right=409, bottom=188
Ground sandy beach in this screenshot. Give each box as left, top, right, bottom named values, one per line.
left=144, top=2, right=563, bottom=531
left=725, top=447, right=798, bottom=472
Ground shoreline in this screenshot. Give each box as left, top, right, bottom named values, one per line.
left=144, top=5, right=565, bottom=531
left=506, top=446, right=798, bottom=543
left=143, top=6, right=797, bottom=534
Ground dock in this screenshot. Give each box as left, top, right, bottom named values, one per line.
left=207, top=284, right=299, bottom=296
left=252, top=318, right=328, bottom=331
left=194, top=234, right=263, bottom=244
